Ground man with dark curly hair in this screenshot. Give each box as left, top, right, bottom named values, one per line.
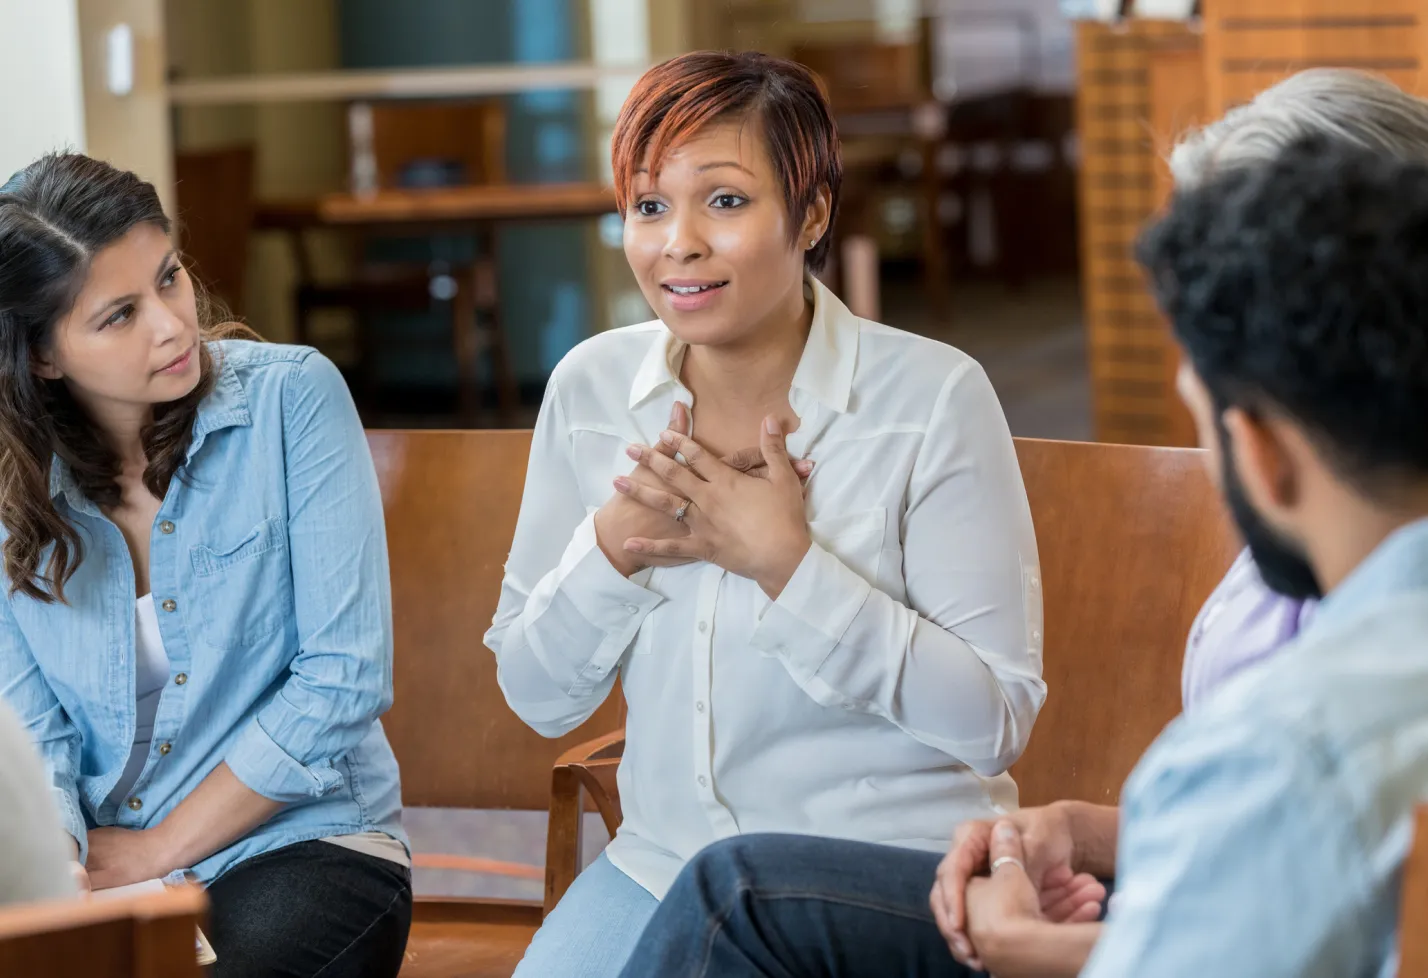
left=618, top=137, right=1428, bottom=977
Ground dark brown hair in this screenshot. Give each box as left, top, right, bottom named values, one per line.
left=0, top=153, right=254, bottom=603
left=611, top=51, right=843, bottom=272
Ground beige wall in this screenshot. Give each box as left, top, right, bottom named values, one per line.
left=245, top=0, right=346, bottom=344
left=166, top=0, right=254, bottom=150
left=165, top=0, right=346, bottom=343
left=0, top=0, right=86, bottom=182
left=75, top=0, right=174, bottom=213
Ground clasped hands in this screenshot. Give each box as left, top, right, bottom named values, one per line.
left=593, top=402, right=813, bottom=599
left=929, top=804, right=1106, bottom=976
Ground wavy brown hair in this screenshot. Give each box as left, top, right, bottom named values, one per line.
left=0, top=154, right=255, bottom=603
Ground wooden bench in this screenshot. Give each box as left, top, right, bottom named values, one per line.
left=0, top=885, right=207, bottom=978
left=372, top=431, right=1238, bottom=976
left=369, top=430, right=623, bottom=978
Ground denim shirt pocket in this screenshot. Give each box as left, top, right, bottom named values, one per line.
left=188, top=516, right=294, bottom=648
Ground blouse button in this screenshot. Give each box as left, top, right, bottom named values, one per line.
left=174, top=673, right=188, bottom=686
left=159, top=521, right=175, bottom=534
left=697, top=775, right=707, bottom=787
left=161, top=599, right=177, bottom=613
left=158, top=743, right=172, bottom=756
left=126, top=796, right=143, bottom=811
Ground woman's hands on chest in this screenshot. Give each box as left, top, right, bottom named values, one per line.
left=617, top=414, right=812, bottom=599
left=593, top=402, right=812, bottom=578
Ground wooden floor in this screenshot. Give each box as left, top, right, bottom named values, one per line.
left=402, top=920, right=535, bottom=978
left=885, top=274, right=1092, bottom=442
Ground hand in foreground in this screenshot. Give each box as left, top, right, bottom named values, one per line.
left=85, top=826, right=174, bottom=892
left=931, top=803, right=1104, bottom=965
left=618, top=416, right=811, bottom=598
left=954, top=821, right=1047, bottom=975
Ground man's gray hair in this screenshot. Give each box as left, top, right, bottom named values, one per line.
left=1169, top=68, right=1428, bottom=187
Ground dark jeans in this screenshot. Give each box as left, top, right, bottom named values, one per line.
left=205, top=839, right=412, bottom=978
left=618, top=833, right=982, bottom=978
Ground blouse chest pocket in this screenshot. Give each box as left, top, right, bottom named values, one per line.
left=188, top=516, right=294, bottom=649
left=807, top=507, right=891, bottom=590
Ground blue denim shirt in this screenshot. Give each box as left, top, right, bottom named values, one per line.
left=0, top=341, right=405, bottom=883
left=1084, top=517, right=1428, bottom=977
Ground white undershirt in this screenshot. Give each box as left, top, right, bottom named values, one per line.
left=110, top=596, right=409, bottom=868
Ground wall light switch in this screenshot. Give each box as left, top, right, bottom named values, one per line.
left=106, top=23, right=134, bottom=96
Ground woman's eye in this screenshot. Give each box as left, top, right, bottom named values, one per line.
left=711, top=194, right=747, bottom=209
left=160, top=267, right=179, bottom=288
left=636, top=200, right=666, bottom=217
left=104, top=304, right=134, bottom=329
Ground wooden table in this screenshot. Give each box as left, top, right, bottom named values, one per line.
left=253, top=182, right=618, bottom=424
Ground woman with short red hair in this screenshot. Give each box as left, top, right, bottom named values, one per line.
left=486, top=51, right=1045, bottom=976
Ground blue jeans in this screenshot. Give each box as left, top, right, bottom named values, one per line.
left=514, top=853, right=660, bottom=978
left=617, top=834, right=984, bottom=978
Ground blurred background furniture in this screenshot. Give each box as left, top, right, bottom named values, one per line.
left=174, top=144, right=256, bottom=320
left=271, top=98, right=516, bottom=425
left=0, top=884, right=208, bottom=978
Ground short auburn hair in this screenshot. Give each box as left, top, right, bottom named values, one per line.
left=611, top=50, right=843, bottom=272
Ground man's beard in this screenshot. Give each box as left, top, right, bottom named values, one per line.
left=1218, top=424, right=1323, bottom=601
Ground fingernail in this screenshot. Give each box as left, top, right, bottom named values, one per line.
left=659, top=430, right=677, bottom=445
left=765, top=416, right=780, bottom=435
left=626, top=445, right=643, bottom=460
left=794, top=460, right=813, bottom=473
left=614, top=476, right=631, bottom=492
left=995, top=822, right=1018, bottom=840
left=624, top=541, right=645, bottom=552
left=951, top=937, right=970, bottom=957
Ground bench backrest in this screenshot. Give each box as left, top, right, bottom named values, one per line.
left=1010, top=437, right=1238, bottom=805
left=373, top=431, right=1237, bottom=812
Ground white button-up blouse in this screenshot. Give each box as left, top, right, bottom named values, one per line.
left=486, top=279, right=1045, bottom=898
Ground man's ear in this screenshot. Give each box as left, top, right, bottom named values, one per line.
left=1223, top=406, right=1302, bottom=515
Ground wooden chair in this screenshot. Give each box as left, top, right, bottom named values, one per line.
left=173, top=145, right=256, bottom=319
left=363, top=100, right=506, bottom=191
left=1401, top=805, right=1428, bottom=977
left=0, top=885, right=206, bottom=978
left=367, top=430, right=624, bottom=978
left=297, top=101, right=514, bottom=426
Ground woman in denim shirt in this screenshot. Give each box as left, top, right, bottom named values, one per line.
left=0, top=154, right=409, bottom=977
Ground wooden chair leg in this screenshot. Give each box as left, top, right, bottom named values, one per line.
left=920, top=140, right=950, bottom=316
left=452, top=269, right=479, bottom=428
left=544, top=765, right=585, bottom=917
left=354, top=310, right=379, bottom=423
left=293, top=294, right=310, bottom=348
left=475, top=227, right=518, bottom=425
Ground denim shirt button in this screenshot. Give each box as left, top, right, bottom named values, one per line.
left=159, top=520, right=175, bottom=534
